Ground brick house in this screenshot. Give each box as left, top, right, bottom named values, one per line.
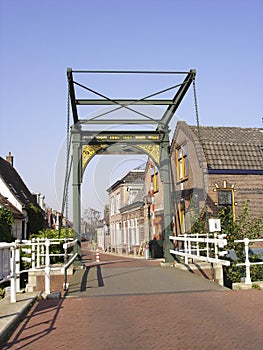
left=143, top=158, right=164, bottom=241
left=107, top=166, right=145, bottom=253
left=170, top=121, right=263, bottom=234
left=107, top=122, right=262, bottom=254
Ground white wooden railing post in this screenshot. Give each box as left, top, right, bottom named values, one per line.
left=41, top=241, right=45, bottom=265
left=206, top=233, right=209, bottom=258
left=244, top=238, right=251, bottom=284
left=184, top=234, right=188, bottom=264
left=45, top=239, right=51, bottom=295
left=31, top=238, right=36, bottom=270
left=196, top=233, right=200, bottom=256
left=10, top=246, right=16, bottom=303
left=36, top=238, right=40, bottom=268
left=15, top=242, right=20, bottom=292
left=214, top=233, right=219, bottom=260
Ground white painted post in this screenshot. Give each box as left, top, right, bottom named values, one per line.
left=184, top=234, right=188, bottom=264
left=244, top=238, right=251, bottom=284
left=144, top=243, right=149, bottom=260
left=41, top=241, right=45, bottom=265
left=36, top=238, right=40, bottom=268
left=10, top=246, right=16, bottom=303
left=45, top=239, right=51, bottom=295
left=32, top=238, right=36, bottom=270
left=214, top=233, right=219, bottom=260
left=15, top=243, right=20, bottom=292
left=196, top=233, right=200, bottom=256
left=206, top=233, right=209, bottom=258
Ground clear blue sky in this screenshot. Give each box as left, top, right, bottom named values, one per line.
left=0, top=0, right=262, bottom=218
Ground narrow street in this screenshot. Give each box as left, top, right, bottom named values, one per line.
left=3, top=245, right=262, bottom=350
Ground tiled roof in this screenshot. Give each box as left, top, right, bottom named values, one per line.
left=122, top=170, right=145, bottom=184
left=0, top=193, right=25, bottom=219
left=189, top=125, right=263, bottom=170
left=0, top=156, right=38, bottom=207
left=107, top=168, right=145, bottom=192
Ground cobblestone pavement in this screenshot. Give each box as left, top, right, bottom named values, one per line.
left=2, top=246, right=262, bottom=350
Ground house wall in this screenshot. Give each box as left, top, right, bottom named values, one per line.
left=170, top=123, right=263, bottom=236
left=144, top=161, right=164, bottom=240
left=97, top=226, right=104, bottom=250
left=0, top=178, right=23, bottom=213
left=121, top=206, right=145, bottom=252
left=170, top=126, right=207, bottom=235
left=207, top=174, right=263, bottom=218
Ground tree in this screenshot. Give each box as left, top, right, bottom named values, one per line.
left=0, top=207, right=14, bottom=242
left=82, top=207, right=101, bottom=242
left=26, top=203, right=46, bottom=236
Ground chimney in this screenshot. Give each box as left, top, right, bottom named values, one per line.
left=6, top=152, right=14, bottom=166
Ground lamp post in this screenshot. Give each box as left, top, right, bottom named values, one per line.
left=145, top=192, right=152, bottom=258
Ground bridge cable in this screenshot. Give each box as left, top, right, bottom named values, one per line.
left=61, top=82, right=72, bottom=239
left=192, top=77, right=208, bottom=227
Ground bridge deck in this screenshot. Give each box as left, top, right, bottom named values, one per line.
left=67, top=248, right=226, bottom=298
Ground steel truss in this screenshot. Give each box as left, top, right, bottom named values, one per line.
left=67, top=68, right=196, bottom=263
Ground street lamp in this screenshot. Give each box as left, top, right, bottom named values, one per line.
left=144, top=192, right=152, bottom=258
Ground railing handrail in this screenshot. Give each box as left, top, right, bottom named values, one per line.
left=233, top=237, right=263, bottom=284
left=169, top=233, right=229, bottom=266
left=234, top=238, right=263, bottom=243
left=0, top=237, right=78, bottom=302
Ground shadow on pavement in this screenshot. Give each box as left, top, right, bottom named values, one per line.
left=2, top=298, right=65, bottom=350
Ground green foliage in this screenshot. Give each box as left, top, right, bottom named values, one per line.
left=0, top=207, right=14, bottom=242
left=0, top=288, right=5, bottom=299
left=252, top=283, right=261, bottom=290
left=26, top=203, right=46, bottom=236
left=221, top=201, right=263, bottom=283
left=21, top=228, right=75, bottom=270
left=32, top=228, right=74, bottom=240
left=30, top=228, right=74, bottom=265
left=191, top=207, right=210, bottom=234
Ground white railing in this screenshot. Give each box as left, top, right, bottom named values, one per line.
left=234, top=238, right=263, bottom=284
left=0, top=238, right=76, bottom=302
left=0, top=242, right=17, bottom=302
left=62, top=239, right=81, bottom=290
left=169, top=233, right=230, bottom=266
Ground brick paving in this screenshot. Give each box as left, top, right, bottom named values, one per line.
left=2, top=245, right=262, bottom=350
left=2, top=290, right=262, bottom=350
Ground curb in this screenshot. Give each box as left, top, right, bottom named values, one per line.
left=0, top=295, right=37, bottom=347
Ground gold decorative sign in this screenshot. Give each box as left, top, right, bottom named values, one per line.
left=82, top=142, right=160, bottom=174
left=82, top=144, right=107, bottom=172
left=95, top=134, right=161, bottom=142
left=136, top=144, right=160, bottom=166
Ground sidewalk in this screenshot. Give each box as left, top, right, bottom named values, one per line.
left=0, top=292, right=38, bottom=346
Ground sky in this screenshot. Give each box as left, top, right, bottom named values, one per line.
left=0, top=0, right=262, bottom=219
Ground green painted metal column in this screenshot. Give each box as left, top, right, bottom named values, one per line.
left=160, top=132, right=174, bottom=264
left=72, top=127, right=82, bottom=263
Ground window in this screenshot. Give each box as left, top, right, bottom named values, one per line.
left=214, top=181, right=236, bottom=220
left=110, top=196, right=115, bottom=215
left=116, top=222, right=121, bottom=245
left=116, top=193, right=120, bottom=213
left=151, top=166, right=159, bottom=193
left=218, top=190, right=233, bottom=214
left=176, top=144, right=188, bottom=181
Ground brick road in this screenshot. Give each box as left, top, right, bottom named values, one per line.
left=2, top=246, right=262, bottom=350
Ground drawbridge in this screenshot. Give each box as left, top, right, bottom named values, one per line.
left=62, top=69, right=197, bottom=263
